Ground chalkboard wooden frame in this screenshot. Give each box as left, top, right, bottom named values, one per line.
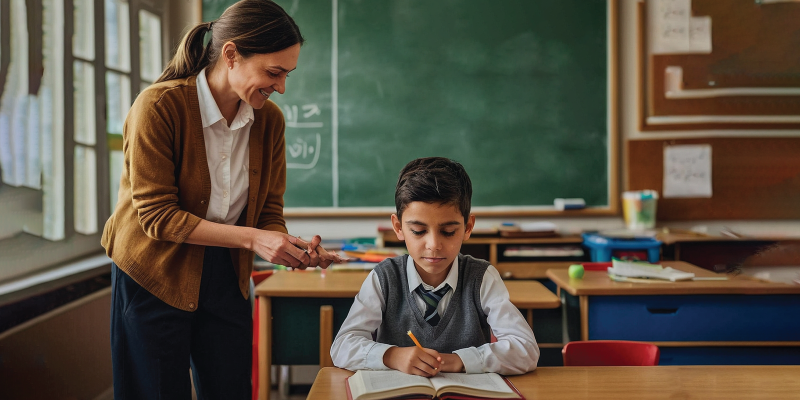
left=201, top=0, right=620, bottom=217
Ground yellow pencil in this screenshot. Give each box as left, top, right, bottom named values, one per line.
left=407, top=330, right=423, bottom=349
left=408, top=330, right=443, bottom=369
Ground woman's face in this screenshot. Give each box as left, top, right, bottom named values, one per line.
left=228, top=43, right=300, bottom=109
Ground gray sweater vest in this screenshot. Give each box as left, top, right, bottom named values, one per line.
left=375, top=254, right=491, bottom=353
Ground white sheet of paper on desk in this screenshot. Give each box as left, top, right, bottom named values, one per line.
left=663, top=144, right=712, bottom=198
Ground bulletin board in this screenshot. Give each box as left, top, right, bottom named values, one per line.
left=638, top=0, right=800, bottom=130
left=627, top=138, right=800, bottom=220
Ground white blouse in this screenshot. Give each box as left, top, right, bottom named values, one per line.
left=195, top=68, right=254, bottom=225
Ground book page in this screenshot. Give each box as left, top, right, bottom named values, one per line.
left=430, top=373, right=518, bottom=398
left=349, top=370, right=434, bottom=400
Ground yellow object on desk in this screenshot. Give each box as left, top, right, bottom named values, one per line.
left=407, top=330, right=423, bottom=349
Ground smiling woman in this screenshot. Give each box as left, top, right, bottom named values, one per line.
left=100, top=1, right=348, bottom=398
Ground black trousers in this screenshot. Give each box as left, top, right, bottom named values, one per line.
left=110, top=247, right=252, bottom=400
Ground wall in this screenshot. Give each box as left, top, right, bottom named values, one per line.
left=167, top=0, right=202, bottom=55
left=284, top=0, right=800, bottom=241
left=0, top=289, right=113, bottom=400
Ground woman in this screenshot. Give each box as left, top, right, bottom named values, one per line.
left=101, top=1, right=341, bottom=398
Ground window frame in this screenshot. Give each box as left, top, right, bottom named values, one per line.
left=0, top=0, right=168, bottom=286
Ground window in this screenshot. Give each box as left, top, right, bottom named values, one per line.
left=0, top=0, right=166, bottom=284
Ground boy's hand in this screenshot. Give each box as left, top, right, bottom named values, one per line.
left=437, top=353, right=465, bottom=373
left=383, top=346, right=442, bottom=377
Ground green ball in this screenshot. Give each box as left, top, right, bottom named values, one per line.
left=568, top=264, right=585, bottom=279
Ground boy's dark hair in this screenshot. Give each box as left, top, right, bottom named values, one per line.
left=395, top=157, right=472, bottom=223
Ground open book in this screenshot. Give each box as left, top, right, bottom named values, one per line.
left=345, top=370, right=523, bottom=400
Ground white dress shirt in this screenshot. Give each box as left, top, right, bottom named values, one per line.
left=196, top=68, right=254, bottom=225
left=330, top=255, right=540, bottom=375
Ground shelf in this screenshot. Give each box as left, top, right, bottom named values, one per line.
left=496, top=262, right=575, bottom=279
left=380, top=230, right=582, bottom=246
left=381, top=230, right=586, bottom=280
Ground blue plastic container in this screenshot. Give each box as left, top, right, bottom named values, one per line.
left=582, top=233, right=661, bottom=263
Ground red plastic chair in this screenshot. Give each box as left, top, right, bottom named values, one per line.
left=562, top=340, right=660, bottom=366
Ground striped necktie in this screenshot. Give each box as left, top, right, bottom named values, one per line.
left=415, top=284, right=452, bottom=326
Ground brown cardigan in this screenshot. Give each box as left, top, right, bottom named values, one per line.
left=101, top=75, right=288, bottom=311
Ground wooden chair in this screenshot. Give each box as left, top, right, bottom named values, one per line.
left=562, top=340, right=660, bottom=366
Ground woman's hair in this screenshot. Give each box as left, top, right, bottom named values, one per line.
left=395, top=157, right=473, bottom=224
left=155, top=0, right=304, bottom=83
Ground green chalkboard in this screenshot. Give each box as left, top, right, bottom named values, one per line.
left=203, top=0, right=613, bottom=212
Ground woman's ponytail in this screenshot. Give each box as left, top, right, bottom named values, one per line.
left=155, top=22, right=212, bottom=83
left=156, top=0, right=304, bottom=84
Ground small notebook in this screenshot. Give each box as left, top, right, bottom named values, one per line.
left=345, top=370, right=524, bottom=400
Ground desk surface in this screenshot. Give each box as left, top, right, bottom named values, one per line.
left=547, top=261, right=800, bottom=296
left=308, top=366, right=800, bottom=400
left=255, top=270, right=561, bottom=309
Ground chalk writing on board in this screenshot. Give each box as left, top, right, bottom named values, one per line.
left=282, top=103, right=323, bottom=128
left=282, top=103, right=324, bottom=169
left=663, top=144, right=712, bottom=198
left=286, top=134, right=321, bottom=170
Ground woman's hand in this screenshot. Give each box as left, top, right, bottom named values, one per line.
left=185, top=221, right=349, bottom=268
left=383, top=346, right=442, bottom=377
left=250, top=232, right=351, bottom=269
left=249, top=231, right=311, bottom=268
left=293, top=235, right=351, bottom=269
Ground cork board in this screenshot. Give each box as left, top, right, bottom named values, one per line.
left=628, top=138, right=800, bottom=219
left=638, top=0, right=800, bottom=130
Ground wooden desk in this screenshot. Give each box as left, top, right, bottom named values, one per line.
left=546, top=261, right=800, bottom=365
left=308, top=366, right=800, bottom=400
left=255, top=270, right=560, bottom=400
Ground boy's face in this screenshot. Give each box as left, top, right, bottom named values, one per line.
left=391, top=201, right=475, bottom=287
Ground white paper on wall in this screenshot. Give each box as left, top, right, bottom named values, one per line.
left=663, top=144, right=713, bottom=198
left=650, top=0, right=713, bottom=55
left=689, top=16, right=712, bottom=53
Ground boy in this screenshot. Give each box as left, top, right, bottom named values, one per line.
left=331, top=157, right=539, bottom=376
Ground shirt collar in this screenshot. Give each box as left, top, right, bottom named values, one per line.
left=406, top=255, right=459, bottom=293
left=196, top=68, right=254, bottom=130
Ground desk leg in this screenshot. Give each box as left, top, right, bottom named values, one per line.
left=320, top=305, right=335, bottom=367
left=259, top=296, right=271, bottom=400
left=579, top=296, right=589, bottom=341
